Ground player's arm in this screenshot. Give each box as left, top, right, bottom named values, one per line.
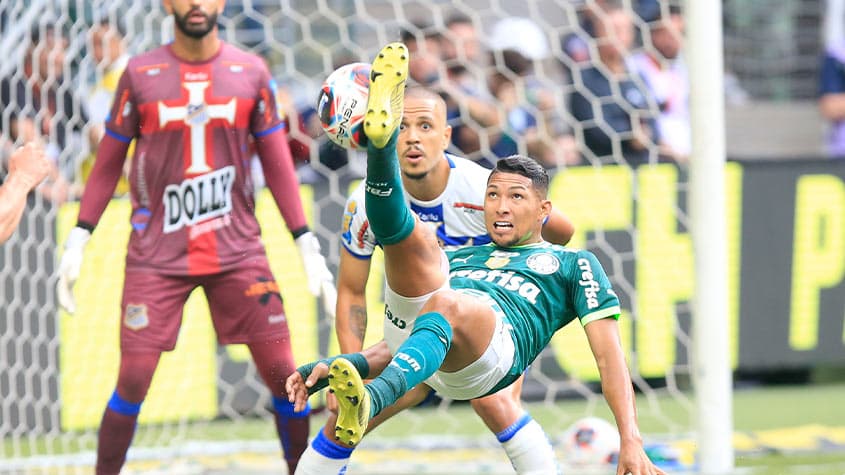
left=252, top=67, right=334, bottom=303
left=253, top=127, right=309, bottom=236
left=541, top=208, right=575, bottom=245
left=584, top=318, right=664, bottom=475
left=250, top=62, right=310, bottom=236
left=57, top=67, right=137, bottom=313
left=0, top=143, right=50, bottom=244
left=335, top=246, right=372, bottom=353
left=254, top=124, right=336, bottom=307
left=819, top=54, right=845, bottom=121
left=575, top=249, right=663, bottom=474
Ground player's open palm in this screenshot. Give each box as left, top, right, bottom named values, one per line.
left=616, top=442, right=666, bottom=475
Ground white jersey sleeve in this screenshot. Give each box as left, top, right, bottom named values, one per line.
left=340, top=181, right=377, bottom=258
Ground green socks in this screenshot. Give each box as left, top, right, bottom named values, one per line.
left=364, top=130, right=415, bottom=245
left=366, top=312, right=453, bottom=417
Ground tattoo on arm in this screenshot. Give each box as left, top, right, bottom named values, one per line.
left=348, top=305, right=367, bottom=343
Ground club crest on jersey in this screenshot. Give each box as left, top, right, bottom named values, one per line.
left=485, top=250, right=519, bottom=269
left=124, top=304, right=149, bottom=330
left=163, top=166, right=235, bottom=234
left=341, top=200, right=358, bottom=244
left=526, top=253, right=560, bottom=275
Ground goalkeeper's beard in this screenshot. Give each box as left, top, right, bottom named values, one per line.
left=173, top=8, right=218, bottom=39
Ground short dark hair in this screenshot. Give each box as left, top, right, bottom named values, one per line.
left=400, top=19, right=441, bottom=44
left=489, top=155, right=549, bottom=197
left=94, top=17, right=127, bottom=37
left=445, top=12, right=473, bottom=29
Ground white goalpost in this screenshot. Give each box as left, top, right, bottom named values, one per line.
left=686, top=0, right=735, bottom=473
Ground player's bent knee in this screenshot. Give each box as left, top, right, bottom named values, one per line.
left=420, top=290, right=462, bottom=320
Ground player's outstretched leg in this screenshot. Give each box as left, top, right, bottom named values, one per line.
left=364, top=42, right=408, bottom=148
left=363, top=42, right=414, bottom=247
left=327, top=358, right=371, bottom=446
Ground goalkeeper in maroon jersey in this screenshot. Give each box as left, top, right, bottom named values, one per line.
left=55, top=1, right=336, bottom=474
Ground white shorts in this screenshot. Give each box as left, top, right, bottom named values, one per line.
left=383, top=258, right=516, bottom=401
left=424, top=288, right=515, bottom=400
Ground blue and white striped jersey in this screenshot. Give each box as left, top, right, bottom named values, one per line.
left=341, top=153, right=492, bottom=258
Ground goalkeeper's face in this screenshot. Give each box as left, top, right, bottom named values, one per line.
left=167, top=0, right=222, bottom=40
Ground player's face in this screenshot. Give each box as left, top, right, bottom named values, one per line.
left=398, top=96, right=452, bottom=181
left=596, top=10, right=634, bottom=61
left=651, top=14, right=684, bottom=60
left=166, top=0, right=224, bottom=39
left=484, top=172, right=550, bottom=247
left=90, top=25, right=124, bottom=65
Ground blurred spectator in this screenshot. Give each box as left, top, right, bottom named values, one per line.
left=489, top=17, right=551, bottom=62
left=401, top=22, right=443, bottom=87
left=631, top=3, right=691, bottom=162
left=568, top=2, right=658, bottom=166
left=0, top=23, right=88, bottom=203
left=86, top=19, right=131, bottom=125
left=487, top=47, right=578, bottom=167
left=82, top=18, right=131, bottom=196
left=819, top=37, right=845, bottom=158
left=437, top=12, right=501, bottom=161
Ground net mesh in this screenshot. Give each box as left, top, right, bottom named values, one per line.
left=0, top=0, right=804, bottom=473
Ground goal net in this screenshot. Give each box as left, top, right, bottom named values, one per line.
left=0, top=0, right=740, bottom=473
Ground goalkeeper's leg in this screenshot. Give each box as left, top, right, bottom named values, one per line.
left=96, top=352, right=160, bottom=475
left=249, top=340, right=311, bottom=475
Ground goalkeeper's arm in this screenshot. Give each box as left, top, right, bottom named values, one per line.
left=58, top=134, right=130, bottom=314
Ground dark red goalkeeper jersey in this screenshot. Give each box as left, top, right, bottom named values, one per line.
left=97, top=42, right=297, bottom=275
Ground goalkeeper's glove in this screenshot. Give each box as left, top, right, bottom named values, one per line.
left=294, top=231, right=337, bottom=318
left=57, top=226, right=91, bottom=314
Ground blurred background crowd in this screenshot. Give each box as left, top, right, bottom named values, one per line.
left=0, top=0, right=836, bottom=206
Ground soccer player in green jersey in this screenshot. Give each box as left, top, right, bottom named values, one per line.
left=287, top=42, right=665, bottom=475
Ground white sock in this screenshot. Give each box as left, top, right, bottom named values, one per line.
left=293, top=430, right=352, bottom=475
left=497, top=414, right=559, bottom=475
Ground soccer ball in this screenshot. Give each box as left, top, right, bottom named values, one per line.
left=317, top=62, right=370, bottom=150
left=560, top=417, right=620, bottom=467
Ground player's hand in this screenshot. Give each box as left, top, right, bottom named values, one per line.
left=616, top=440, right=667, bottom=475
left=294, top=231, right=336, bottom=313
left=286, top=361, right=329, bottom=412
left=57, top=227, right=91, bottom=314
left=9, top=142, right=50, bottom=190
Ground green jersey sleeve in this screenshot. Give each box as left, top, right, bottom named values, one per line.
left=570, top=250, right=621, bottom=326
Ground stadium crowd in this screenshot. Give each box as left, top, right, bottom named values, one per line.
left=1, top=0, right=700, bottom=206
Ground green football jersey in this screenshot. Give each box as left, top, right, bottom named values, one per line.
left=447, top=241, right=621, bottom=394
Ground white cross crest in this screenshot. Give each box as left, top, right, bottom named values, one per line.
left=158, top=81, right=236, bottom=174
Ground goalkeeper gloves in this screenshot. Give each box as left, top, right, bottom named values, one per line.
left=294, top=231, right=337, bottom=318
left=57, top=226, right=91, bottom=314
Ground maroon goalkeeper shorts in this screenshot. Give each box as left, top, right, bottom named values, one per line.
left=120, top=255, right=291, bottom=352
